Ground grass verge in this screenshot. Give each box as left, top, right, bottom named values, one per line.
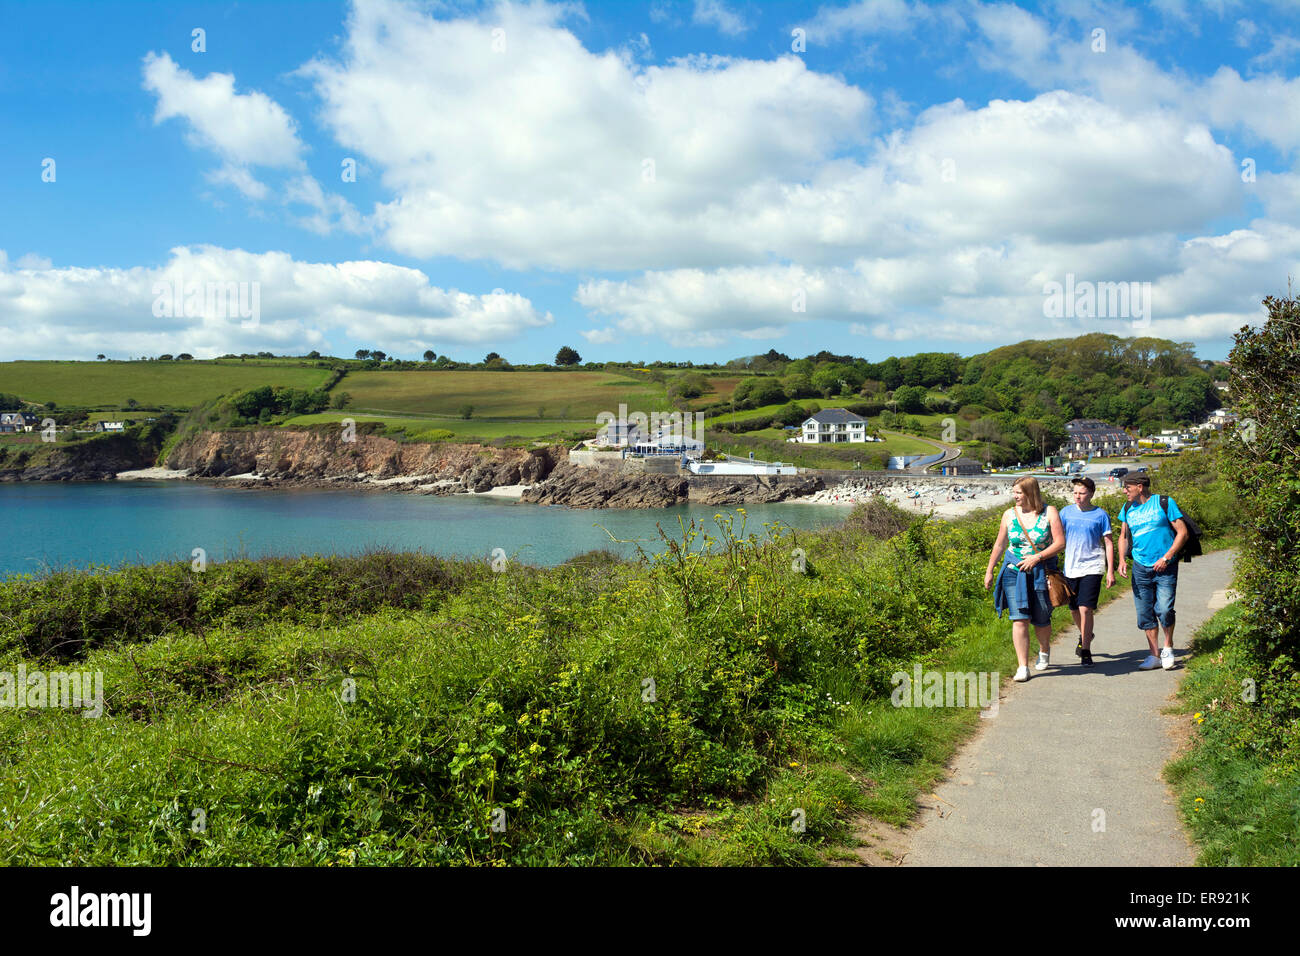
left=1164, top=601, right=1300, bottom=865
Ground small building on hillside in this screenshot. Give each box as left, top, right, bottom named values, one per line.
left=939, top=457, right=984, bottom=476
left=1200, top=409, right=1238, bottom=431
left=799, top=408, right=868, bottom=443
left=0, top=412, right=23, bottom=433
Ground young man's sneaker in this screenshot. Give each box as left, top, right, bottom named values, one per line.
left=1074, top=638, right=1083, bottom=657
left=1160, top=647, right=1175, bottom=670
left=1080, top=648, right=1094, bottom=667
left=1013, top=665, right=1031, bottom=682
left=1138, top=654, right=1160, bottom=670
left=1035, top=651, right=1050, bottom=671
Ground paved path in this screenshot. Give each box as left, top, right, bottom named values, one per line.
left=903, top=550, right=1235, bottom=866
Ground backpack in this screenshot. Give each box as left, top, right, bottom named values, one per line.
left=1120, top=495, right=1203, bottom=563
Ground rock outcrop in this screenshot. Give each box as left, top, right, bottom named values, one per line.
left=166, top=429, right=564, bottom=491
left=521, top=462, right=689, bottom=508
left=0, top=433, right=158, bottom=481
left=688, top=474, right=825, bottom=504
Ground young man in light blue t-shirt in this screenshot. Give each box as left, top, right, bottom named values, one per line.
left=1117, top=473, right=1190, bottom=671
left=1059, top=477, right=1114, bottom=667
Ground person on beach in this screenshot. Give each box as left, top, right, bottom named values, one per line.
left=1059, top=476, right=1114, bottom=667
left=1117, top=473, right=1189, bottom=671
left=984, top=476, right=1066, bottom=682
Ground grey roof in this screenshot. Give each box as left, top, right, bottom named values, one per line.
left=805, top=408, right=866, bottom=425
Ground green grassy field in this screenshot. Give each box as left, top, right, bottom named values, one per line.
left=712, top=432, right=940, bottom=469
left=0, top=361, right=332, bottom=408
left=703, top=402, right=815, bottom=429
left=283, top=412, right=595, bottom=441
left=340, top=370, right=673, bottom=420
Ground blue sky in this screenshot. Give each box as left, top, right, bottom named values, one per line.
left=3, top=0, right=1299, bottom=365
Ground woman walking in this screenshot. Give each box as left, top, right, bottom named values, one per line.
left=984, top=476, right=1066, bottom=682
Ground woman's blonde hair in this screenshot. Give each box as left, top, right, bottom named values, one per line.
left=1012, top=475, right=1045, bottom=514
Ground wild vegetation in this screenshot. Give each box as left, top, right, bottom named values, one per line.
left=1161, top=290, right=1299, bottom=866
left=0, top=498, right=1006, bottom=864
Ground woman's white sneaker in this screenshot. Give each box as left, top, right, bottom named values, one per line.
left=1035, top=651, right=1050, bottom=671
left=1014, top=665, right=1031, bottom=682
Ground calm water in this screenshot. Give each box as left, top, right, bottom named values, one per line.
left=0, top=481, right=849, bottom=578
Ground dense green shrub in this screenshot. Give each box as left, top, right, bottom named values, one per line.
left=0, top=499, right=1008, bottom=864
left=0, top=552, right=485, bottom=660
left=1220, top=289, right=1300, bottom=772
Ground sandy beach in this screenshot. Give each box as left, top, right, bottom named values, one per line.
left=462, top=483, right=530, bottom=499
left=115, top=467, right=192, bottom=480
left=799, top=479, right=1011, bottom=519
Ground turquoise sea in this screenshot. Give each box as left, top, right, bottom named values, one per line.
left=0, top=480, right=850, bottom=578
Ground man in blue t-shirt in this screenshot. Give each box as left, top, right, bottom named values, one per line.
left=1060, top=476, right=1114, bottom=667
left=1117, top=473, right=1190, bottom=672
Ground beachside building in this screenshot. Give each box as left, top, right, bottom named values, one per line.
left=799, top=408, right=868, bottom=444
left=1059, top=418, right=1137, bottom=458
left=939, top=457, right=984, bottom=476
left=594, top=421, right=644, bottom=447
left=631, top=432, right=705, bottom=457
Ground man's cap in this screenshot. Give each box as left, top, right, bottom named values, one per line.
left=1122, top=472, right=1151, bottom=488
left=1071, top=475, right=1096, bottom=493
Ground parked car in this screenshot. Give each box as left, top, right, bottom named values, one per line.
left=1108, top=467, right=1129, bottom=478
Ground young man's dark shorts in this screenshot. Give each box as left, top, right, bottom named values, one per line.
left=1067, top=574, right=1102, bottom=610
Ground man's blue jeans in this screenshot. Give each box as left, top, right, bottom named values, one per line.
left=1132, top=561, right=1178, bottom=631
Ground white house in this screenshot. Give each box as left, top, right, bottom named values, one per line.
left=798, top=408, right=868, bottom=443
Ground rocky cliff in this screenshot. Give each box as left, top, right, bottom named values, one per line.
left=0, top=433, right=159, bottom=481
left=163, top=430, right=827, bottom=509
left=521, top=462, right=690, bottom=508
left=520, top=465, right=824, bottom=508
left=166, top=429, right=564, bottom=491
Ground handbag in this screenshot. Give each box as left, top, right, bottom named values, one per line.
left=1011, top=512, right=1073, bottom=608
